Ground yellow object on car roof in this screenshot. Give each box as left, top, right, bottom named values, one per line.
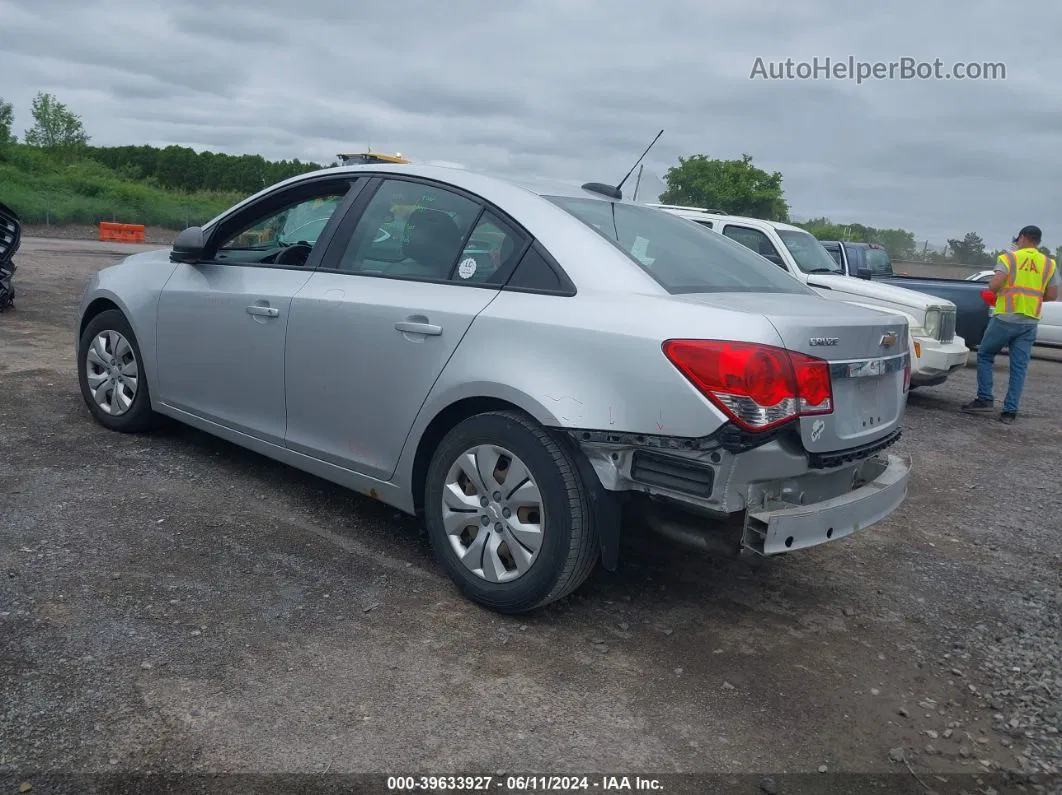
left=336, top=152, right=410, bottom=165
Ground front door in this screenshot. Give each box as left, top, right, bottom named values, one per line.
left=155, top=182, right=353, bottom=444
left=156, top=264, right=314, bottom=444
left=283, top=176, right=529, bottom=480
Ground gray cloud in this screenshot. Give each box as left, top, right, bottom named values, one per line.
left=1, top=0, right=1059, bottom=249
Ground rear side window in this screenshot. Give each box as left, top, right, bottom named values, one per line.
left=865, top=247, right=893, bottom=276
left=450, top=210, right=527, bottom=285
left=546, top=196, right=812, bottom=295
left=505, top=245, right=572, bottom=294
left=722, top=225, right=780, bottom=258
left=332, top=178, right=480, bottom=279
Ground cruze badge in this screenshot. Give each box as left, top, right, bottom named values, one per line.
left=809, top=337, right=839, bottom=346
left=879, top=331, right=898, bottom=347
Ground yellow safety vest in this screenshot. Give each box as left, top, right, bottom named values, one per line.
left=996, top=248, right=1056, bottom=320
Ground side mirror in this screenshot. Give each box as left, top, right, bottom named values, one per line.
left=170, top=226, right=206, bottom=263
left=855, top=267, right=872, bottom=280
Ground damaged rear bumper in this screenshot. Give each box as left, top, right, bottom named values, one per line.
left=571, top=426, right=910, bottom=558
left=741, top=453, right=910, bottom=555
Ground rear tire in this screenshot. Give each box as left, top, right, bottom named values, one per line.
left=77, top=309, right=160, bottom=433
left=423, top=410, right=599, bottom=613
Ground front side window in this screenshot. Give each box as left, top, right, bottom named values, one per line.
left=546, top=197, right=813, bottom=295
left=218, top=193, right=346, bottom=252
left=776, top=229, right=843, bottom=274
left=335, top=179, right=481, bottom=279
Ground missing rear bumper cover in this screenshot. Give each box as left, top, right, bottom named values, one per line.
left=807, top=428, right=901, bottom=469
left=630, top=450, right=714, bottom=497
left=742, top=453, right=910, bottom=555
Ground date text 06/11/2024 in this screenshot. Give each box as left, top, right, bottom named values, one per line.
left=386, top=775, right=665, bottom=791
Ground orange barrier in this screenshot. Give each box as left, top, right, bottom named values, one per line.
left=99, top=222, right=145, bottom=243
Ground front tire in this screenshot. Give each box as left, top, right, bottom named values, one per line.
left=77, top=309, right=159, bottom=433
left=423, top=410, right=599, bottom=613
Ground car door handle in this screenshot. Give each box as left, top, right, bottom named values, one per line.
left=394, top=321, right=442, bottom=336
left=246, top=305, right=279, bottom=318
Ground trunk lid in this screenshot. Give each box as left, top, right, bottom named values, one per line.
left=675, top=293, right=909, bottom=454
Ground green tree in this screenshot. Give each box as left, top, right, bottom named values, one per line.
left=796, top=216, right=917, bottom=260
left=872, top=228, right=917, bottom=260
left=1054, top=245, right=1062, bottom=262
left=946, top=232, right=990, bottom=265
left=0, top=97, right=14, bottom=144
left=24, top=92, right=90, bottom=149
left=660, top=153, right=789, bottom=221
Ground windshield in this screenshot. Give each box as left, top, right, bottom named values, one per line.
left=776, top=229, right=843, bottom=274
left=865, top=247, right=894, bottom=276
left=545, top=197, right=813, bottom=295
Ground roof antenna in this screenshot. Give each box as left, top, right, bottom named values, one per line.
left=582, top=129, right=663, bottom=200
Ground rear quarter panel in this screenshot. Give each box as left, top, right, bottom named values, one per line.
left=405, top=289, right=792, bottom=442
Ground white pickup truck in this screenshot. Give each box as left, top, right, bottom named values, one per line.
left=651, top=205, right=970, bottom=388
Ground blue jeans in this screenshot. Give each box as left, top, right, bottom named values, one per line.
left=976, top=317, right=1038, bottom=413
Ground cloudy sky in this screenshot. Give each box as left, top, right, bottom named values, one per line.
left=2, top=0, right=1059, bottom=249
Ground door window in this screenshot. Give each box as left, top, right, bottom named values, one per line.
left=215, top=190, right=348, bottom=266
left=450, top=211, right=527, bottom=285
left=334, top=179, right=481, bottom=280
left=722, top=225, right=779, bottom=257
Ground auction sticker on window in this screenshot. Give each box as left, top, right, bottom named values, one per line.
left=457, top=257, right=477, bottom=279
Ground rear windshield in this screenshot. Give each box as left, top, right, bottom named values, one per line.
left=865, top=247, right=893, bottom=275
left=545, top=197, right=813, bottom=295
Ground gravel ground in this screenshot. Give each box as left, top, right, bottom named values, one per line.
left=1, top=237, right=1060, bottom=793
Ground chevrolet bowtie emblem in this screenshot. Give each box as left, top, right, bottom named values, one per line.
left=879, top=331, right=898, bottom=347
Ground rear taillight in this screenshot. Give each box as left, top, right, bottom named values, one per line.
left=662, top=339, right=834, bottom=432
left=902, top=361, right=911, bottom=392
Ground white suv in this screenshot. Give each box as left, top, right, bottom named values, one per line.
left=649, top=205, right=969, bottom=388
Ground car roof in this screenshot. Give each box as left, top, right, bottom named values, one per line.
left=648, top=204, right=808, bottom=233
left=266, top=163, right=645, bottom=206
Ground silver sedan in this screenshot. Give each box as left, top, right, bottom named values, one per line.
left=76, top=164, right=912, bottom=612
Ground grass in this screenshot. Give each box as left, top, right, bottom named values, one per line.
left=0, top=143, right=243, bottom=230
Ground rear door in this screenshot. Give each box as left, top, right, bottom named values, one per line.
left=283, top=176, right=530, bottom=480
left=155, top=177, right=358, bottom=444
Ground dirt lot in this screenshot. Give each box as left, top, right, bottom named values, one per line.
left=1, top=237, right=1060, bottom=792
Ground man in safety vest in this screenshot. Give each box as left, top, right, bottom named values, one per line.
left=962, top=225, right=1059, bottom=423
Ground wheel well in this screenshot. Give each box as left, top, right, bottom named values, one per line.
left=79, top=298, right=121, bottom=339
left=410, top=397, right=534, bottom=515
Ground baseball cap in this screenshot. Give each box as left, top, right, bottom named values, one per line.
left=1013, top=225, right=1042, bottom=244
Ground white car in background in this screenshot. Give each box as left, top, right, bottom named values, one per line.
left=966, top=269, right=1062, bottom=347
left=650, top=205, right=970, bottom=387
